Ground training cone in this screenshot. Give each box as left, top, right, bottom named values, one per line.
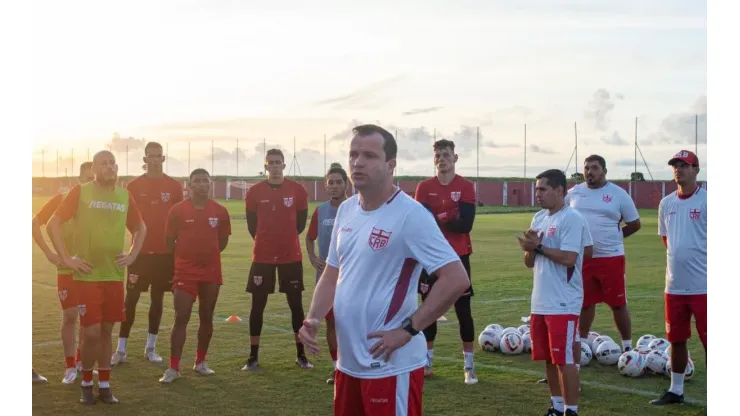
left=225, top=315, right=242, bottom=323
left=437, top=315, right=448, bottom=322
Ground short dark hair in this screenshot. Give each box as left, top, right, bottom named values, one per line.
left=535, top=169, right=567, bottom=191
left=584, top=154, right=606, bottom=170
left=189, top=168, right=210, bottom=180
left=265, top=148, right=284, bottom=162
left=326, top=163, right=348, bottom=183
left=79, top=162, right=92, bottom=173
left=433, top=139, right=455, bottom=152
left=352, top=124, right=397, bottom=161
left=145, top=142, right=163, bottom=155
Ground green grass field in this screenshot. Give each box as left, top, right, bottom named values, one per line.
left=31, top=197, right=706, bottom=415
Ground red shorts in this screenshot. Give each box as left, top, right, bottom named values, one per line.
left=76, top=281, right=126, bottom=327
left=57, top=274, right=79, bottom=310
left=326, top=307, right=334, bottom=321
left=334, top=368, right=424, bottom=416
left=530, top=314, right=580, bottom=365
left=172, top=278, right=221, bottom=300
left=665, top=293, right=707, bottom=348
left=582, top=256, right=627, bottom=308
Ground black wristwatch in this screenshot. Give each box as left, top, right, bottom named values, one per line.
left=534, top=244, right=544, bottom=255
left=401, top=317, right=419, bottom=336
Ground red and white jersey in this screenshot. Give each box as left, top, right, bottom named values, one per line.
left=530, top=206, right=593, bottom=316
left=658, top=187, right=707, bottom=295
left=565, top=182, right=639, bottom=258
left=327, top=188, right=460, bottom=379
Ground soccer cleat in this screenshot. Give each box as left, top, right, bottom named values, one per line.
left=650, top=390, right=684, bottom=406
left=32, top=370, right=48, bottom=383
left=79, top=385, right=95, bottom=405
left=158, top=368, right=181, bottom=384
left=145, top=349, right=163, bottom=363
left=62, top=367, right=77, bottom=384
left=542, top=407, right=563, bottom=416
left=193, top=361, right=216, bottom=376
left=326, top=371, right=335, bottom=385
left=97, top=387, right=120, bottom=404
left=464, top=368, right=478, bottom=385
left=111, top=351, right=127, bottom=367
left=296, top=355, right=314, bottom=370
left=241, top=357, right=261, bottom=372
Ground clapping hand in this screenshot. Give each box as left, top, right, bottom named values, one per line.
left=516, top=229, right=543, bottom=252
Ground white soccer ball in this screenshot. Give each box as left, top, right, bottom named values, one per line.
left=636, top=334, right=657, bottom=349
left=592, top=335, right=614, bottom=353
left=635, top=344, right=652, bottom=355
left=618, top=351, right=647, bottom=377
left=595, top=341, right=622, bottom=366
left=501, top=327, right=519, bottom=336
left=517, top=324, right=530, bottom=335
left=663, top=345, right=689, bottom=360
left=648, top=338, right=670, bottom=353
left=580, top=341, right=593, bottom=366
left=485, top=324, right=503, bottom=334
left=645, top=350, right=668, bottom=375
left=584, top=331, right=601, bottom=350
left=499, top=332, right=525, bottom=355
left=521, top=331, right=532, bottom=353
left=665, top=357, right=695, bottom=381
left=478, top=330, right=501, bottom=352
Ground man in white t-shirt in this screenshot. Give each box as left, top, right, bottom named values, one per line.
left=518, top=169, right=593, bottom=416
left=565, top=155, right=642, bottom=352
left=298, top=124, right=471, bottom=416
left=650, top=150, right=706, bottom=406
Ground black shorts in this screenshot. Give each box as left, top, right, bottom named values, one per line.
left=418, top=254, right=473, bottom=299
left=246, top=262, right=304, bottom=295
left=126, top=253, right=174, bottom=293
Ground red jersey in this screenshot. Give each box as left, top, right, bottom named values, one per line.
left=245, top=179, right=308, bottom=264
left=165, top=199, right=231, bottom=284
left=126, top=174, right=184, bottom=254
left=35, top=193, right=64, bottom=224
left=414, top=174, right=476, bottom=256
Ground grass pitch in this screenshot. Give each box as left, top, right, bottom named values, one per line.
left=31, top=197, right=706, bottom=415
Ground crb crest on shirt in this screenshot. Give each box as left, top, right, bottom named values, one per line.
left=161, top=192, right=171, bottom=202
left=209, top=217, right=219, bottom=228
left=283, top=197, right=294, bottom=207
left=450, top=191, right=461, bottom=202
left=368, top=227, right=392, bottom=251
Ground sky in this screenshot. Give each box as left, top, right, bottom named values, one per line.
left=31, top=0, right=707, bottom=180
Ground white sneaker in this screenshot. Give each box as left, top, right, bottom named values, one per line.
left=193, top=361, right=215, bottom=376
left=32, top=370, right=47, bottom=383
left=61, top=367, right=77, bottom=384
left=159, top=368, right=180, bottom=384
left=145, top=349, right=163, bottom=363
left=464, top=367, right=478, bottom=385
left=111, top=351, right=127, bottom=367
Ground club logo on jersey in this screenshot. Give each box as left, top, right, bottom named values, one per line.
left=602, top=194, right=613, bottom=203
left=368, top=227, right=392, bottom=251
left=78, top=305, right=86, bottom=317
left=209, top=217, right=219, bottom=228
left=420, top=283, right=429, bottom=294
left=547, top=226, right=557, bottom=237
left=283, top=197, right=294, bottom=207
left=450, top=191, right=461, bottom=202
left=128, top=273, right=138, bottom=284
left=161, top=192, right=171, bottom=202
left=689, top=209, right=701, bottom=221
left=253, top=275, right=262, bottom=286
left=58, top=290, right=67, bottom=301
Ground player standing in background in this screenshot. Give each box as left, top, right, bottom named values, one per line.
left=159, top=169, right=231, bottom=384
left=32, top=162, right=94, bottom=384
left=47, top=150, right=147, bottom=405
left=305, top=163, right=348, bottom=385
left=518, top=169, right=592, bottom=416
left=650, top=150, right=706, bottom=406
left=113, top=142, right=183, bottom=366
left=565, top=155, right=641, bottom=352
left=243, top=149, right=312, bottom=371
left=32, top=369, right=48, bottom=383
left=414, top=139, right=478, bottom=384
left=299, top=125, right=471, bottom=416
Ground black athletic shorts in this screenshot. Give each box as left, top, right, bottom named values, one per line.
left=246, top=262, right=304, bottom=295
left=126, top=253, right=175, bottom=293
left=418, top=254, right=472, bottom=298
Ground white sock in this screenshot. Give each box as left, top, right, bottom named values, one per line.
left=427, top=349, right=434, bottom=365
left=551, top=396, right=564, bottom=412
left=463, top=351, right=474, bottom=369
left=98, top=381, right=110, bottom=389
left=576, top=364, right=580, bottom=372
left=565, top=404, right=578, bottom=413
left=622, top=339, right=632, bottom=351
left=117, top=338, right=127, bottom=354
left=81, top=380, right=94, bottom=387
left=146, top=333, right=158, bottom=350
left=669, top=372, right=685, bottom=395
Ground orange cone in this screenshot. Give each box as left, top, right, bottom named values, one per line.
left=225, top=315, right=242, bottom=323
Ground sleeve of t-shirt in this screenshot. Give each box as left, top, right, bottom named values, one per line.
left=462, top=180, right=476, bottom=204
left=404, top=205, right=460, bottom=274
left=219, top=206, right=232, bottom=238
left=165, top=204, right=179, bottom=239
left=558, top=213, right=585, bottom=253
left=619, top=190, right=640, bottom=223
left=126, top=192, right=143, bottom=233
left=35, top=193, right=64, bottom=225
left=658, top=199, right=667, bottom=237
left=326, top=206, right=343, bottom=269
left=297, top=183, right=309, bottom=211
left=307, top=209, right=319, bottom=241
left=414, top=182, right=426, bottom=204
left=53, top=185, right=82, bottom=222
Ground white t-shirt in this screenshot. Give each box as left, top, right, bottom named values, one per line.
left=565, top=182, right=639, bottom=258
left=530, top=206, right=593, bottom=316
left=658, top=188, right=707, bottom=295
left=327, top=188, right=460, bottom=379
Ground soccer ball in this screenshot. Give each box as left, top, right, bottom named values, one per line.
left=499, top=332, right=524, bottom=355
left=618, top=351, right=647, bottom=377
left=645, top=350, right=668, bottom=375
left=521, top=331, right=532, bottom=353
left=665, top=358, right=695, bottom=381
left=485, top=324, right=503, bottom=334
left=595, top=341, right=622, bottom=365
left=501, top=327, right=519, bottom=336
left=635, top=344, right=652, bottom=355
left=580, top=341, right=593, bottom=366
left=517, top=324, right=530, bottom=335
left=636, top=334, right=657, bottom=349
left=648, top=338, right=670, bottom=353
left=592, top=335, right=614, bottom=353
left=585, top=331, right=601, bottom=350
left=478, top=330, right=501, bottom=352
left=663, top=345, right=689, bottom=360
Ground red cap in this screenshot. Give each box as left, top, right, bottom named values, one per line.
left=668, top=150, right=699, bottom=167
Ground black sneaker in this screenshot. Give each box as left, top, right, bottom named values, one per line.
left=79, top=385, right=96, bottom=405
left=296, top=355, right=314, bottom=370
left=542, top=407, right=563, bottom=416
left=241, top=356, right=261, bottom=372
left=565, top=410, right=578, bottom=416
left=650, top=390, right=684, bottom=405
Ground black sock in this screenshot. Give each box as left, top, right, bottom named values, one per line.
left=250, top=345, right=259, bottom=360
left=296, top=343, right=305, bottom=357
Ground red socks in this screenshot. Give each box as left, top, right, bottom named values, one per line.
left=170, top=356, right=181, bottom=372
left=64, top=356, right=76, bottom=369
left=98, top=369, right=110, bottom=384
left=196, top=349, right=207, bottom=365
left=82, top=369, right=94, bottom=383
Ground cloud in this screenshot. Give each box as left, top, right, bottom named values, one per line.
left=645, top=95, right=707, bottom=146
left=109, top=133, right=146, bottom=153
left=313, top=75, right=406, bottom=110
left=529, top=144, right=556, bottom=154
left=601, top=131, right=629, bottom=146
left=402, top=106, right=443, bottom=116
left=583, top=88, right=623, bottom=131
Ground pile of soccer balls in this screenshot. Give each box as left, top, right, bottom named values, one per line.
left=478, top=326, right=695, bottom=380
